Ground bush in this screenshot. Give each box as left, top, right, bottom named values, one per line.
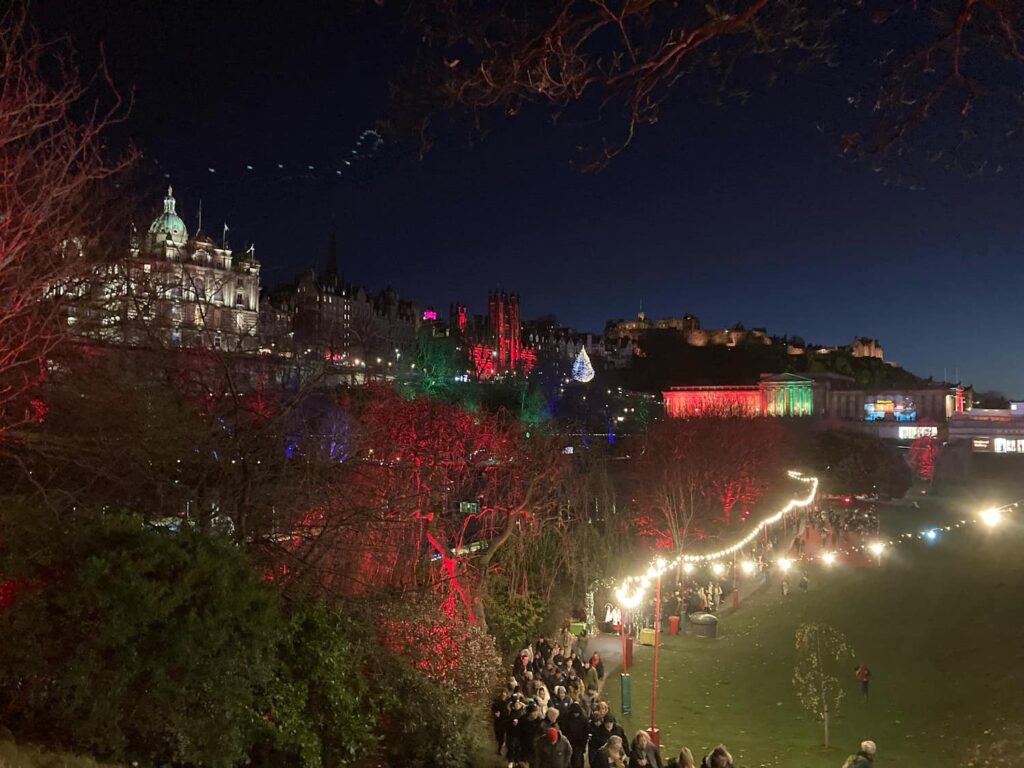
left=485, top=586, right=548, bottom=656
left=377, top=594, right=502, bottom=702
left=255, top=600, right=379, bottom=767
left=378, top=666, right=475, bottom=768
left=0, top=509, right=281, bottom=767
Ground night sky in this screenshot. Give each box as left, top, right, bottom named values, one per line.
left=37, top=1, right=1024, bottom=395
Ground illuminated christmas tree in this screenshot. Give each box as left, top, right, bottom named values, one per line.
left=571, top=347, right=595, bottom=383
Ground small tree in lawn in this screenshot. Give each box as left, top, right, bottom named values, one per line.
left=793, top=623, right=854, bottom=748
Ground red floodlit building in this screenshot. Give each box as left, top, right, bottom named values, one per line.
left=450, top=292, right=536, bottom=379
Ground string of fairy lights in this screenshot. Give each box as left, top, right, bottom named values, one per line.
left=613, top=471, right=1019, bottom=609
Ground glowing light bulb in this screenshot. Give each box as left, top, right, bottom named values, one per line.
left=711, top=562, right=725, bottom=576
left=682, top=563, right=695, bottom=574
left=979, top=507, right=1003, bottom=528
left=868, top=542, right=885, bottom=557
left=778, top=558, right=792, bottom=572
left=821, top=552, right=836, bottom=566
left=741, top=560, right=756, bottom=575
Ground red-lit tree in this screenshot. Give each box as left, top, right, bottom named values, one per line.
left=0, top=6, right=133, bottom=435
left=909, top=435, right=940, bottom=481
left=630, top=416, right=789, bottom=551
left=278, top=385, right=565, bottom=631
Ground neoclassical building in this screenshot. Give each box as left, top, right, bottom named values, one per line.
left=69, top=187, right=261, bottom=351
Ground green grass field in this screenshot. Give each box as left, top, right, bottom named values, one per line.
left=604, top=486, right=1024, bottom=767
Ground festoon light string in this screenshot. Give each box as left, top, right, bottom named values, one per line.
left=613, top=471, right=1019, bottom=609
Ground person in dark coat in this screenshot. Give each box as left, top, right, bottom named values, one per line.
left=592, top=735, right=626, bottom=768
left=517, top=704, right=545, bottom=766
left=504, top=697, right=527, bottom=763
left=560, top=698, right=589, bottom=768
left=552, top=685, right=573, bottom=716
left=842, top=739, right=876, bottom=768
left=666, top=747, right=695, bottom=768
left=490, top=689, right=510, bottom=753
left=700, top=744, right=733, bottom=768
left=629, top=729, right=664, bottom=768
left=589, top=652, right=605, bottom=680
left=587, top=708, right=609, bottom=767
left=534, top=726, right=573, bottom=768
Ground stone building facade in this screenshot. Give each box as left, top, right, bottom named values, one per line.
left=67, top=187, right=261, bottom=351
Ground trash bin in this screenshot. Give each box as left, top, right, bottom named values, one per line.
left=687, top=613, right=719, bottom=639
left=669, top=615, right=681, bottom=635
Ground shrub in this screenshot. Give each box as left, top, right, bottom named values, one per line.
left=0, top=510, right=281, bottom=767
left=255, top=600, right=379, bottom=767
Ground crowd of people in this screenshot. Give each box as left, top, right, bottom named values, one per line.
left=493, top=634, right=738, bottom=768
left=802, top=505, right=880, bottom=550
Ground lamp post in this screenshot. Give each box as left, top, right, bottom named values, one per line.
left=620, top=602, right=631, bottom=715
left=732, top=550, right=739, bottom=609
left=648, top=571, right=662, bottom=746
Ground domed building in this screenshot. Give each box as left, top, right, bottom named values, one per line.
left=148, top=187, right=189, bottom=249
left=126, top=186, right=262, bottom=351
left=67, top=186, right=263, bottom=351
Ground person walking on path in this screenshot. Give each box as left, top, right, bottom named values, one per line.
left=534, top=726, right=572, bottom=768
left=855, top=663, right=872, bottom=700
left=629, top=729, right=664, bottom=768
left=666, top=747, right=695, bottom=768
left=842, top=739, right=876, bottom=767
left=700, top=744, right=734, bottom=768
left=592, top=734, right=627, bottom=768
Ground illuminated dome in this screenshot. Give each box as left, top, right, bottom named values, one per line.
left=148, top=186, right=188, bottom=248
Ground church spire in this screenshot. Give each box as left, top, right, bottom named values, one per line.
left=326, top=230, right=338, bottom=278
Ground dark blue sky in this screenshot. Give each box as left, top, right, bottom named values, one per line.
left=39, top=1, right=1023, bottom=395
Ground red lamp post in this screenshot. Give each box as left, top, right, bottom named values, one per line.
left=648, top=572, right=662, bottom=746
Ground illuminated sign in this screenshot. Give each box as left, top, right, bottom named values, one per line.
left=972, top=438, right=991, bottom=452
left=994, top=438, right=1024, bottom=454
left=864, top=395, right=917, bottom=422
left=898, top=426, right=938, bottom=439
left=422, top=309, right=437, bottom=321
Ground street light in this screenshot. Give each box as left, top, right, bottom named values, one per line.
left=979, top=507, right=1003, bottom=528
left=778, top=558, right=793, bottom=572
left=821, top=552, right=837, bottom=566
left=741, top=560, right=757, bottom=575
left=711, top=562, right=725, bottom=576
left=868, top=541, right=885, bottom=565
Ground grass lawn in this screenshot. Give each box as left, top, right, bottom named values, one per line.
left=603, top=489, right=1024, bottom=767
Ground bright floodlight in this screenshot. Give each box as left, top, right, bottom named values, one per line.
left=682, top=563, right=695, bottom=574
left=616, top=585, right=643, bottom=609
left=711, top=562, right=725, bottom=576
left=778, top=557, right=792, bottom=572
left=924, top=528, right=938, bottom=541
left=741, top=560, right=757, bottom=575
left=868, top=542, right=885, bottom=556
left=980, top=507, right=1003, bottom=528
left=821, top=552, right=837, bottom=566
